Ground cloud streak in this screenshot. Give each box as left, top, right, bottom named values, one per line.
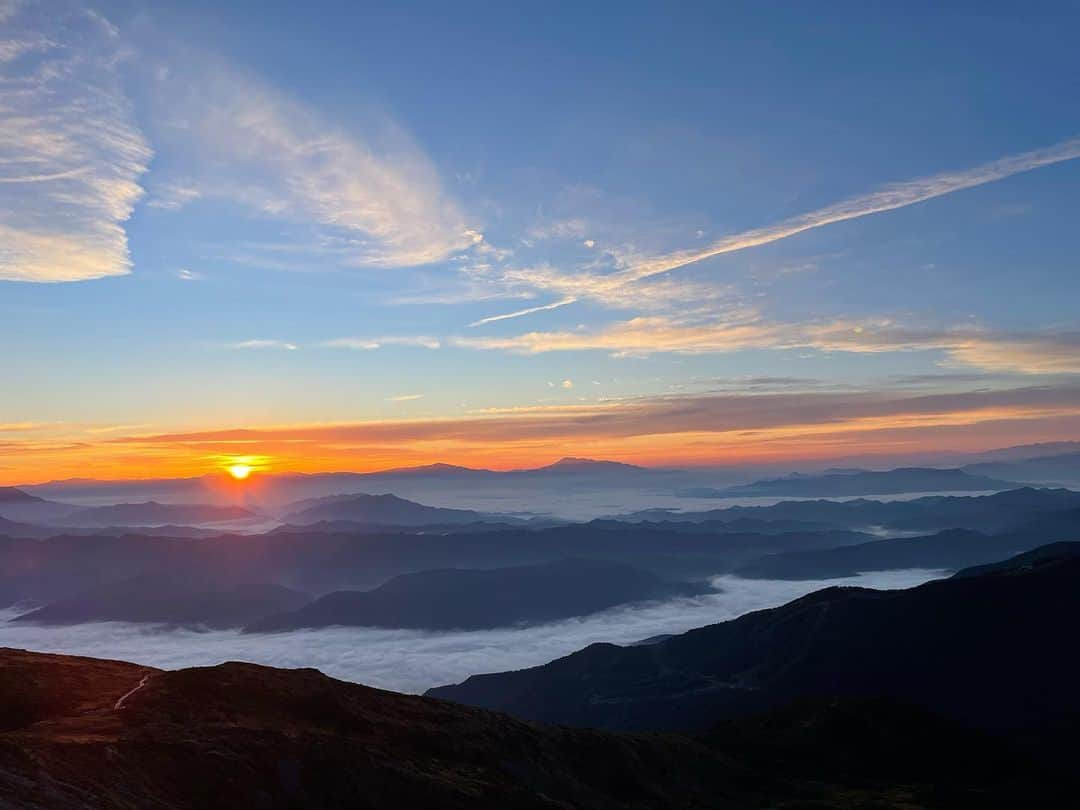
left=623, top=136, right=1080, bottom=282
left=469, top=297, right=577, bottom=327
left=491, top=138, right=1080, bottom=311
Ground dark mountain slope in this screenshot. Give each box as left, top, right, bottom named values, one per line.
left=0, top=648, right=1061, bottom=809
left=247, top=558, right=706, bottom=632
left=952, top=540, right=1080, bottom=578
left=428, top=551, right=1080, bottom=750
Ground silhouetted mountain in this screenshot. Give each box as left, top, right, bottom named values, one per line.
left=712, top=467, right=1021, bottom=497
left=55, top=501, right=257, bottom=527
left=0, top=486, right=43, bottom=503
left=282, top=492, right=509, bottom=526
left=0, top=648, right=1063, bottom=808
left=10, top=573, right=309, bottom=628
left=527, top=457, right=657, bottom=476
left=735, top=510, right=1080, bottom=578
left=0, top=488, right=76, bottom=523
left=427, top=551, right=1080, bottom=759
left=247, top=558, right=706, bottom=632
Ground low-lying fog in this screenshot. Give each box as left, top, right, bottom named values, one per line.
left=0, top=569, right=944, bottom=693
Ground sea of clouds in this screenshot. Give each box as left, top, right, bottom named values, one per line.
left=0, top=569, right=943, bottom=693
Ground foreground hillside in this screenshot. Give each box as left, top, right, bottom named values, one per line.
left=0, top=648, right=1063, bottom=808
left=430, top=545, right=1080, bottom=758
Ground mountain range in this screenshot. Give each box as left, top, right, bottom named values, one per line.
left=2, top=543, right=1075, bottom=807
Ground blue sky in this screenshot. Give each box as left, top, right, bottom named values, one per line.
left=2, top=0, right=1079, bottom=479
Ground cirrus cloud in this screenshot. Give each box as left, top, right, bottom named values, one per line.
left=0, top=3, right=151, bottom=282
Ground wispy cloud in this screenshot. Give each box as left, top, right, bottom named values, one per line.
left=0, top=3, right=151, bottom=282
left=454, top=315, right=778, bottom=356
left=231, top=339, right=298, bottom=351
left=805, top=322, right=1080, bottom=375
left=146, top=181, right=201, bottom=210
left=455, top=314, right=1080, bottom=375
left=153, top=52, right=479, bottom=268
left=388, top=393, right=424, bottom=402
left=324, top=336, right=442, bottom=350
left=469, top=297, right=577, bottom=327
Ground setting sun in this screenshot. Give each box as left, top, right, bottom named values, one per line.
left=227, top=463, right=253, bottom=480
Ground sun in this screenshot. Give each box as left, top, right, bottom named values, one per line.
left=227, top=463, right=253, bottom=480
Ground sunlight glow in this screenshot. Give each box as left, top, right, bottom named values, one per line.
left=227, top=463, right=253, bottom=480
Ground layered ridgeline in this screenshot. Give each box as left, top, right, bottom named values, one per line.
left=614, top=486, right=1080, bottom=534
left=6, top=490, right=1080, bottom=626
left=681, top=467, right=1022, bottom=498
left=428, top=543, right=1080, bottom=759
left=246, top=558, right=707, bottom=632
left=0, top=523, right=872, bottom=612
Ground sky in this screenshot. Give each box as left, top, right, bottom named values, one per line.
left=2, top=0, right=1079, bottom=483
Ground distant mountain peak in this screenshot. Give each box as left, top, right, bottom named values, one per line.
left=542, top=457, right=644, bottom=470
left=0, top=486, right=44, bottom=503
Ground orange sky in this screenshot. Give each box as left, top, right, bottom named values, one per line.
left=4, top=389, right=1079, bottom=484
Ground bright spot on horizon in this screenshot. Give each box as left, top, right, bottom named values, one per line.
left=227, top=463, right=253, bottom=480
